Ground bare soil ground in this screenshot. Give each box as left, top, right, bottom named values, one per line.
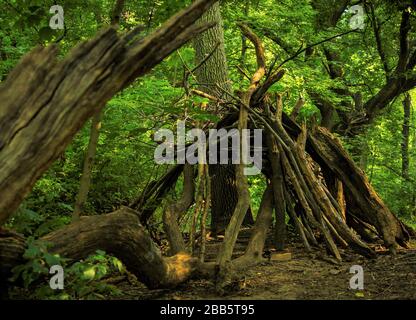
left=116, top=238, right=416, bottom=300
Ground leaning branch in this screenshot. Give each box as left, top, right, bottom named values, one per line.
left=0, top=0, right=218, bottom=226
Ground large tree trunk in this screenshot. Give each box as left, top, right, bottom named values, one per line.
left=193, top=2, right=253, bottom=235
left=0, top=208, right=212, bottom=289
left=193, top=2, right=235, bottom=236
left=193, top=2, right=232, bottom=99
left=402, top=93, right=411, bottom=180
left=0, top=0, right=218, bottom=227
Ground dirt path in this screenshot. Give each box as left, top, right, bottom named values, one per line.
left=117, top=240, right=416, bottom=300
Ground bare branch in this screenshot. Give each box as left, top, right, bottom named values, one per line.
left=237, top=22, right=266, bottom=70
left=396, top=9, right=411, bottom=73
left=366, top=2, right=390, bottom=76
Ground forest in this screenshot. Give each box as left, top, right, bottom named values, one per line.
left=0, top=0, right=416, bottom=301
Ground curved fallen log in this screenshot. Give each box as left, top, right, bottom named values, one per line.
left=0, top=229, right=26, bottom=282
left=0, top=207, right=213, bottom=289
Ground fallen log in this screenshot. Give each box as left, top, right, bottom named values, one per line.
left=0, top=207, right=212, bottom=289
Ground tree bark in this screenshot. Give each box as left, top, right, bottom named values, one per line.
left=402, top=93, right=411, bottom=180
left=193, top=2, right=253, bottom=235
left=193, top=2, right=232, bottom=99
left=163, top=164, right=194, bottom=255
left=1, top=208, right=212, bottom=289
left=73, top=112, right=103, bottom=220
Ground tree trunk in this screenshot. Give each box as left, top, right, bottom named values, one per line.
left=73, top=112, right=103, bottom=220
left=402, top=93, right=411, bottom=180
left=193, top=2, right=232, bottom=99
left=193, top=2, right=252, bottom=235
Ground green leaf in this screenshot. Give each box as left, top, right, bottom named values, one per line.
left=111, top=257, right=123, bottom=272
left=44, top=253, right=61, bottom=267
left=95, top=265, right=108, bottom=278
left=82, top=267, right=96, bottom=280
left=95, top=250, right=106, bottom=256
left=24, top=244, right=42, bottom=260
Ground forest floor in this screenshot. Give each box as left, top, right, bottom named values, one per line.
left=114, top=236, right=416, bottom=300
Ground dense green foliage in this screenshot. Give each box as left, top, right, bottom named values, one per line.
left=1, top=0, right=416, bottom=299
left=10, top=239, right=124, bottom=299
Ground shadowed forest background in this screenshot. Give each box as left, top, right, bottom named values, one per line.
left=0, top=0, right=416, bottom=300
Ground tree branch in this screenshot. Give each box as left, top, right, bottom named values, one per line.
left=396, top=9, right=411, bottom=73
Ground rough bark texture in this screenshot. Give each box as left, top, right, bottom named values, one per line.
left=1, top=208, right=209, bottom=289
left=193, top=2, right=254, bottom=235
left=0, top=0, right=218, bottom=226
left=193, top=2, right=232, bottom=99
